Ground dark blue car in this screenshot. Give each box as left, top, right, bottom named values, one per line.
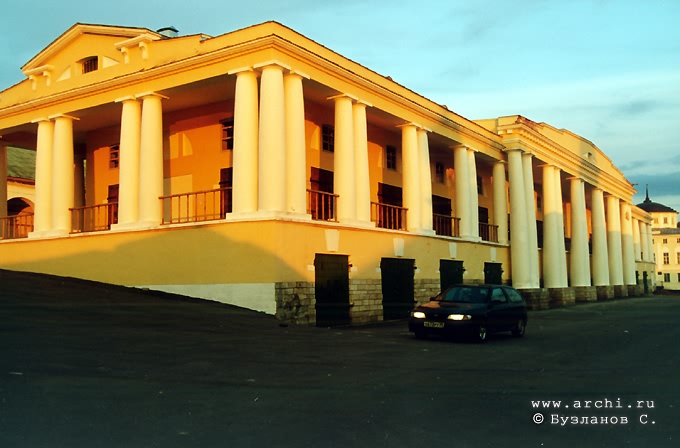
left=408, top=285, right=528, bottom=342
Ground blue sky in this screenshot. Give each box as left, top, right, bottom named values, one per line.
left=1, top=0, right=679, bottom=210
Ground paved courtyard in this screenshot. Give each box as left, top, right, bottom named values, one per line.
left=1, top=269, right=678, bottom=447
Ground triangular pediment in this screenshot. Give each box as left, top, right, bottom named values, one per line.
left=21, top=23, right=161, bottom=80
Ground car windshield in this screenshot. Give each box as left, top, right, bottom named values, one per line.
left=439, top=287, right=490, bottom=303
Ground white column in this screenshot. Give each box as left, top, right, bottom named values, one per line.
left=258, top=64, right=286, bottom=213
left=115, top=98, right=142, bottom=226
left=51, top=115, right=76, bottom=235
left=620, top=202, right=636, bottom=286
left=417, top=128, right=433, bottom=233
left=646, top=225, right=654, bottom=264
left=522, top=153, right=540, bottom=288
left=542, top=165, right=560, bottom=288
left=332, top=95, right=356, bottom=223
left=353, top=101, right=372, bottom=224
left=0, top=143, right=7, bottom=218
left=468, top=149, right=479, bottom=239
left=284, top=72, right=308, bottom=216
left=492, top=161, right=508, bottom=245
left=138, top=93, right=165, bottom=227
left=569, top=178, right=591, bottom=287
left=507, top=149, right=530, bottom=288
left=454, top=145, right=471, bottom=238
left=640, top=221, right=649, bottom=262
left=401, top=124, right=420, bottom=232
left=231, top=69, right=259, bottom=214
left=633, top=218, right=642, bottom=261
left=31, top=119, right=54, bottom=235
left=553, top=168, right=568, bottom=287
left=606, top=195, right=624, bottom=286
left=591, top=188, right=610, bottom=286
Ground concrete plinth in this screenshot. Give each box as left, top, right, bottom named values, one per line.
left=518, top=288, right=549, bottom=310
left=548, top=288, right=576, bottom=308
left=596, top=285, right=615, bottom=301
left=627, top=285, right=640, bottom=298
left=613, top=285, right=628, bottom=298
left=573, top=286, right=598, bottom=303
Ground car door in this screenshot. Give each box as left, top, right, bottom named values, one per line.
left=503, top=287, right=527, bottom=325
left=488, top=287, right=511, bottom=331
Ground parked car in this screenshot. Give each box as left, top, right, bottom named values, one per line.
left=408, top=285, right=528, bottom=342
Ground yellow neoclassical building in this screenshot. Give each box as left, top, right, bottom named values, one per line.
left=0, top=22, right=656, bottom=324
left=637, top=191, right=680, bottom=291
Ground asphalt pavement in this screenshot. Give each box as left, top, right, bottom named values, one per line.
left=1, top=269, right=679, bottom=448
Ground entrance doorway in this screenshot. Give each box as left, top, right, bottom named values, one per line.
left=381, top=257, right=415, bottom=320
left=314, top=254, right=350, bottom=327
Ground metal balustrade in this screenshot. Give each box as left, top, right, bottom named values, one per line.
left=0, top=213, right=34, bottom=239
left=307, top=189, right=338, bottom=222
left=433, top=214, right=461, bottom=237
left=160, top=187, right=231, bottom=225
left=479, top=222, right=499, bottom=243
left=371, top=202, right=407, bottom=230
left=70, top=203, right=117, bottom=233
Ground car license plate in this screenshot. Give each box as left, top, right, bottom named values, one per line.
left=424, top=321, right=445, bottom=329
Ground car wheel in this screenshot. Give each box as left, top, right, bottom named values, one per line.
left=475, top=324, right=488, bottom=343
left=512, top=319, right=526, bottom=337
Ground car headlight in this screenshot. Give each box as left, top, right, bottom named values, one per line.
left=447, top=314, right=472, bottom=321
left=411, top=311, right=426, bottom=319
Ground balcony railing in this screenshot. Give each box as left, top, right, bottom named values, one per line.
left=0, top=213, right=34, bottom=240
left=70, top=203, right=118, bottom=234
left=307, top=189, right=338, bottom=222
left=371, top=202, right=407, bottom=231
left=161, top=187, right=231, bottom=225
left=433, top=214, right=461, bottom=237
left=480, top=222, right=499, bottom=243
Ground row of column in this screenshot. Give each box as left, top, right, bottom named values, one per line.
left=230, top=63, right=308, bottom=218
left=114, top=93, right=165, bottom=229
left=509, top=149, right=651, bottom=290
left=332, top=95, right=373, bottom=226
left=401, top=124, right=433, bottom=233
left=30, top=115, right=76, bottom=237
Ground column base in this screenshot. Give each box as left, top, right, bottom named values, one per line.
left=627, top=285, right=640, bottom=298
left=517, top=288, right=549, bottom=310
left=28, top=229, right=70, bottom=239
left=548, top=288, right=576, bottom=308
left=573, top=286, right=598, bottom=303
left=596, top=285, right=615, bottom=301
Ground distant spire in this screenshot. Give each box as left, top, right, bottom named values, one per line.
left=644, top=184, right=651, bottom=203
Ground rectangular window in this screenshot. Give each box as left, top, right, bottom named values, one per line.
left=435, top=162, right=445, bottom=183
left=322, top=125, right=334, bottom=152
left=221, top=119, right=234, bottom=151
left=386, top=145, right=397, bottom=171
left=664, top=273, right=671, bottom=282
left=677, top=238, right=680, bottom=244
left=663, top=238, right=668, bottom=244
left=109, top=145, right=120, bottom=169
left=477, top=176, right=483, bottom=196
left=677, top=273, right=680, bottom=282
left=82, top=56, right=98, bottom=74
left=663, top=252, right=670, bottom=264
left=677, top=253, right=680, bottom=264
left=664, top=217, right=668, bottom=224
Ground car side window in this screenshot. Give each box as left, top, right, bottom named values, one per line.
left=442, top=288, right=458, bottom=301
left=504, top=288, right=524, bottom=303
left=491, top=288, right=507, bottom=303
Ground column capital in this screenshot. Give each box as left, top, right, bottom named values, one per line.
left=452, top=144, right=478, bottom=152
left=327, top=93, right=358, bottom=102
left=502, top=147, right=526, bottom=154
left=228, top=66, right=260, bottom=76
left=114, top=95, right=138, bottom=103
left=136, top=92, right=169, bottom=100
left=253, top=60, right=291, bottom=71
left=48, top=114, right=79, bottom=122
left=286, top=69, right=310, bottom=80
